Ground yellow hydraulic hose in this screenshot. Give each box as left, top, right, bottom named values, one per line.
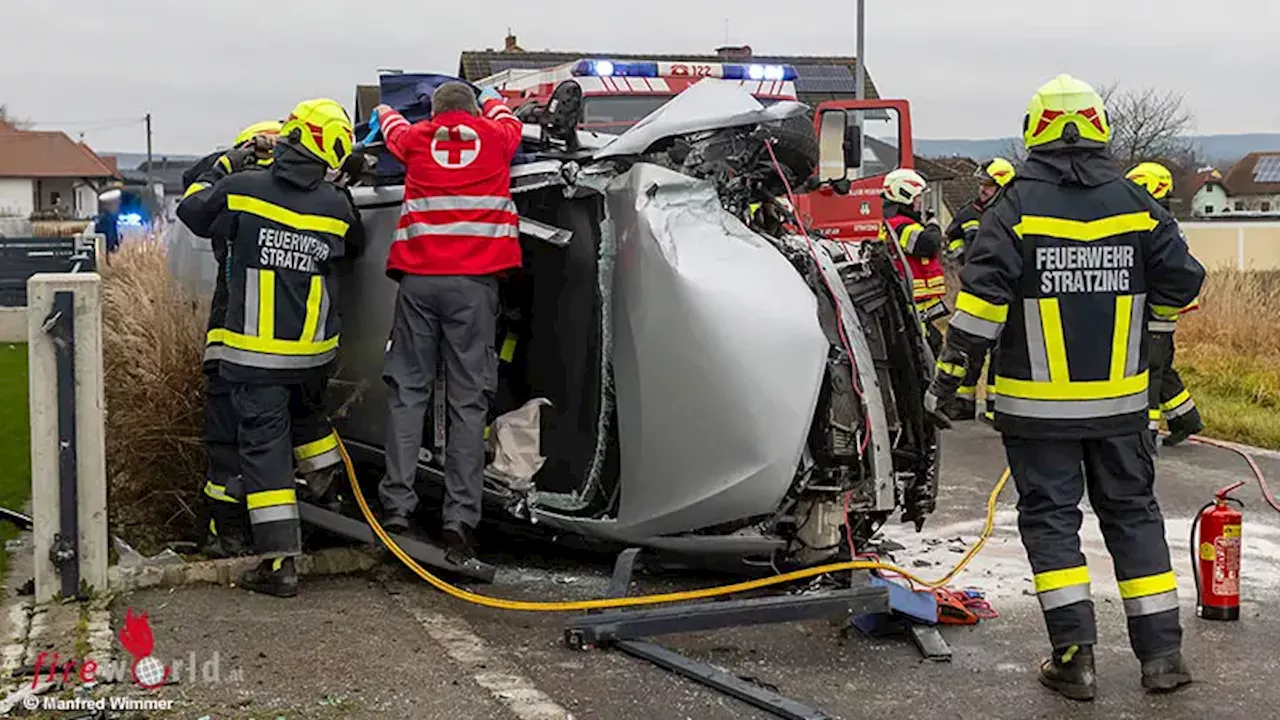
left=338, top=435, right=1011, bottom=611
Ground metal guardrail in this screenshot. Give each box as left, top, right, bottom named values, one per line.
left=0, top=235, right=97, bottom=306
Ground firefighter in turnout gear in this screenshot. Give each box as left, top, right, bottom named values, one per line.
left=178, top=99, right=360, bottom=598
left=185, top=120, right=354, bottom=560
left=185, top=120, right=283, bottom=559
left=924, top=75, right=1205, bottom=700
left=945, top=158, right=1017, bottom=421
left=946, top=157, right=1017, bottom=260
left=878, top=169, right=947, bottom=354
left=1125, top=161, right=1205, bottom=446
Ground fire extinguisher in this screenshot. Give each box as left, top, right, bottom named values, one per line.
left=1191, top=486, right=1244, bottom=621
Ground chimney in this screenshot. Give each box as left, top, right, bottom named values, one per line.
left=504, top=30, right=524, bottom=53
left=715, top=45, right=753, bottom=61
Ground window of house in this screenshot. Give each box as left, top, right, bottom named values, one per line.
left=1236, top=201, right=1247, bottom=212
left=1263, top=201, right=1272, bottom=212
left=50, top=191, right=61, bottom=206
left=1204, top=205, right=1214, bottom=214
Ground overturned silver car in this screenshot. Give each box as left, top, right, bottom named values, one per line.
left=170, top=79, right=939, bottom=568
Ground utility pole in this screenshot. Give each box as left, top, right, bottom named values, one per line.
left=144, top=113, right=154, bottom=212
left=854, top=0, right=866, bottom=102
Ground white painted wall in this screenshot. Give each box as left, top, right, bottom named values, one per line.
left=75, top=183, right=99, bottom=218
left=1228, top=193, right=1280, bottom=214
left=1192, top=184, right=1230, bottom=217
left=0, top=178, right=34, bottom=217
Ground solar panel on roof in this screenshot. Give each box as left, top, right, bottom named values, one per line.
left=487, top=59, right=565, bottom=73
left=1254, top=156, right=1280, bottom=183
left=792, top=64, right=861, bottom=94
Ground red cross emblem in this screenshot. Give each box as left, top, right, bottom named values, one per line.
left=431, top=125, right=481, bottom=168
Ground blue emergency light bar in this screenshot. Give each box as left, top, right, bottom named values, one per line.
left=571, top=59, right=798, bottom=82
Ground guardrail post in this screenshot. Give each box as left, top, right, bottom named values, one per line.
left=28, top=273, right=107, bottom=603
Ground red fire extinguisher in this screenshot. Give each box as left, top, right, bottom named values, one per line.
left=1192, top=486, right=1243, bottom=621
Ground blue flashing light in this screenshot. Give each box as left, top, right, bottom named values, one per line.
left=571, top=59, right=798, bottom=83
left=572, top=60, right=660, bottom=77
left=724, top=64, right=797, bottom=82
left=119, top=213, right=143, bottom=226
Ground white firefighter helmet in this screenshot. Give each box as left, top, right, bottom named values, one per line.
left=881, top=169, right=927, bottom=205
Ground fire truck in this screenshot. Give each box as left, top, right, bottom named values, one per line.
left=478, top=57, right=916, bottom=241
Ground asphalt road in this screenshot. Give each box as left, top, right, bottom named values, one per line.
left=120, top=424, right=1280, bottom=720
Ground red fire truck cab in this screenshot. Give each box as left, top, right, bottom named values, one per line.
left=480, top=58, right=915, bottom=242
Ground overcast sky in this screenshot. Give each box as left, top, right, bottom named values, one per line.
left=4, top=0, right=1276, bottom=154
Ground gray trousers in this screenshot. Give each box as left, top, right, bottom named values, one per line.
left=379, top=274, right=498, bottom=532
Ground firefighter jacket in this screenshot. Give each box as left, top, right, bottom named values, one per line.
left=945, top=200, right=982, bottom=258
left=879, top=208, right=946, bottom=304
left=937, top=149, right=1204, bottom=439
left=177, top=142, right=362, bottom=384
left=380, top=98, right=523, bottom=280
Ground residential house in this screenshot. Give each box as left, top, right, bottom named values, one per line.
left=927, top=156, right=984, bottom=227
left=0, top=120, right=119, bottom=219
left=1175, top=167, right=1229, bottom=219
left=1221, top=152, right=1280, bottom=216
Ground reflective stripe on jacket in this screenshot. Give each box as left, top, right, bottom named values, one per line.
left=381, top=99, right=523, bottom=278
left=943, top=150, right=1205, bottom=439
left=177, top=143, right=359, bottom=382
left=945, top=201, right=982, bottom=256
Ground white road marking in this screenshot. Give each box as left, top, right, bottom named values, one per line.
left=386, top=584, right=575, bottom=720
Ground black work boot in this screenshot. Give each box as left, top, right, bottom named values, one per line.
left=238, top=557, right=298, bottom=598
left=203, top=520, right=252, bottom=559
left=1038, top=645, right=1096, bottom=702
left=381, top=513, right=411, bottom=535
left=944, top=398, right=977, bottom=422
left=300, top=466, right=343, bottom=507
left=1141, top=651, right=1192, bottom=693
left=442, top=526, right=476, bottom=564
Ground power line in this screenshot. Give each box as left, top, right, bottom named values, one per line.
left=28, top=116, right=144, bottom=128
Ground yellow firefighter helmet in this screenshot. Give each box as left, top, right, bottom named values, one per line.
left=280, top=99, right=354, bottom=170
left=1023, top=74, right=1111, bottom=151
left=1126, top=161, right=1174, bottom=201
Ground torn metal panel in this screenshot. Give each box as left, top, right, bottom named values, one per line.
left=518, top=217, right=573, bottom=247
left=797, top=237, right=895, bottom=512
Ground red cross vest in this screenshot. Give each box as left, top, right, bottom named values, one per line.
left=380, top=102, right=524, bottom=278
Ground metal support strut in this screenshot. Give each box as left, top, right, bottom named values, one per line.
left=44, top=292, right=80, bottom=599
left=565, top=549, right=889, bottom=720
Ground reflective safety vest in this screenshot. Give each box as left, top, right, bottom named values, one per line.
left=880, top=214, right=946, bottom=303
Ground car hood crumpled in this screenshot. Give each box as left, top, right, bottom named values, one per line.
left=595, top=79, right=809, bottom=160
left=606, top=162, right=828, bottom=537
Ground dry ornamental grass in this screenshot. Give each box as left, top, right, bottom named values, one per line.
left=1175, top=270, right=1280, bottom=449
left=100, top=241, right=209, bottom=546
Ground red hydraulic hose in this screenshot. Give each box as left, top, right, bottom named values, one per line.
left=1182, top=434, right=1280, bottom=511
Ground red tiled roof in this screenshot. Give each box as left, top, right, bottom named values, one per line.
left=0, top=129, right=119, bottom=179
left=1172, top=166, right=1225, bottom=201
left=1222, top=152, right=1280, bottom=197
